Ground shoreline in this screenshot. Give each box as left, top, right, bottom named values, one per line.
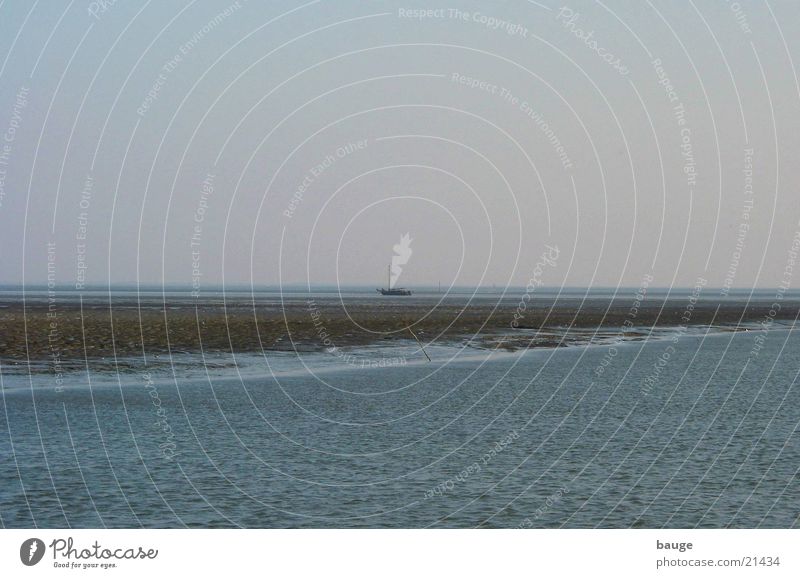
left=0, top=325, right=772, bottom=392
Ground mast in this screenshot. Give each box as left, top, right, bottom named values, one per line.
left=387, top=264, right=391, bottom=289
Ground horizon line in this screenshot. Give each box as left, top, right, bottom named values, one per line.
left=1, top=283, right=797, bottom=293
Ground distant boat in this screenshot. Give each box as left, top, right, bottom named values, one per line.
left=378, top=287, right=412, bottom=296
left=377, top=265, right=412, bottom=296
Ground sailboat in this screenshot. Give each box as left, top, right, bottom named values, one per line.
left=377, top=265, right=412, bottom=296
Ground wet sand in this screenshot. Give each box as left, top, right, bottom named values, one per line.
left=1, top=295, right=797, bottom=369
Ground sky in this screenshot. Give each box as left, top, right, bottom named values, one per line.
left=1, top=0, right=799, bottom=291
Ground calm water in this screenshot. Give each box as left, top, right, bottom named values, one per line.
left=5, top=285, right=800, bottom=308
left=1, top=327, right=798, bottom=528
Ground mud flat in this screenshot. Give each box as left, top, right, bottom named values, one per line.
left=1, top=295, right=797, bottom=369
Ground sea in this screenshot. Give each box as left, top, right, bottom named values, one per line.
left=1, top=289, right=798, bottom=527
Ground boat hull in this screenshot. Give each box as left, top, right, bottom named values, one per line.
left=377, top=288, right=412, bottom=296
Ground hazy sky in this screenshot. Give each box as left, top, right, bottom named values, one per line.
left=1, top=0, right=799, bottom=290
